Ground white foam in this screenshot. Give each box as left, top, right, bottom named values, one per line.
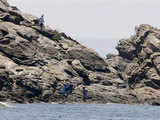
left=0, top=102, right=15, bottom=107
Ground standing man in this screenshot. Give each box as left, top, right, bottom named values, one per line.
left=39, top=14, right=45, bottom=30
left=82, top=86, right=87, bottom=102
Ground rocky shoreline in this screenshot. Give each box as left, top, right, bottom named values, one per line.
left=0, top=0, right=160, bottom=105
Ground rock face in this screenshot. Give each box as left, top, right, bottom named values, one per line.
left=115, top=24, right=160, bottom=105
left=0, top=0, right=126, bottom=104
left=0, top=1, right=160, bottom=105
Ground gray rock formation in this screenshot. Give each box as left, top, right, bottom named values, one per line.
left=0, top=0, right=132, bottom=104
left=0, top=0, right=160, bottom=105
left=115, top=24, right=160, bottom=105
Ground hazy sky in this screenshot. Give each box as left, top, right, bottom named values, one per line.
left=7, top=0, right=160, bottom=56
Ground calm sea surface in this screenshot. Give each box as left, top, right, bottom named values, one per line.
left=0, top=103, right=159, bottom=120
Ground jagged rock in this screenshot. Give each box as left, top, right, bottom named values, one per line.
left=113, top=24, right=160, bottom=105
left=0, top=1, right=160, bottom=105
left=82, top=84, right=137, bottom=104
left=151, top=53, right=160, bottom=73
left=0, top=0, right=9, bottom=7
left=68, top=47, right=109, bottom=72
left=133, top=87, right=160, bottom=104
left=116, top=38, right=136, bottom=60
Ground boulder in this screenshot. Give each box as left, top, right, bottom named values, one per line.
left=68, top=47, right=109, bottom=72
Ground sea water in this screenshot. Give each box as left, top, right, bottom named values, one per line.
left=0, top=103, right=159, bottom=120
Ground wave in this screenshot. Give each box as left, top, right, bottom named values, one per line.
left=0, top=102, right=15, bottom=107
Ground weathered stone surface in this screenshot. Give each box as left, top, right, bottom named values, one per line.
left=0, top=1, right=117, bottom=103
left=68, top=47, right=109, bottom=72
left=114, top=24, right=160, bottom=105
left=133, top=87, right=160, bottom=104
left=0, top=1, right=160, bottom=105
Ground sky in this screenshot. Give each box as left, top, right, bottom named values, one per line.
left=7, top=0, right=160, bottom=57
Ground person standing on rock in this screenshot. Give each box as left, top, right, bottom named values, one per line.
left=39, top=14, right=45, bottom=30
left=82, top=86, right=87, bottom=102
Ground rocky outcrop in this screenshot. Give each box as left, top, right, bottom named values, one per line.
left=0, top=0, right=131, bottom=104
left=0, top=1, right=160, bottom=105
left=114, top=24, right=160, bottom=105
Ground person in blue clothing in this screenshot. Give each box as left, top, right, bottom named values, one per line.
left=61, top=81, right=73, bottom=103
left=61, top=84, right=73, bottom=96
left=82, top=86, right=87, bottom=102
left=39, top=14, right=45, bottom=30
